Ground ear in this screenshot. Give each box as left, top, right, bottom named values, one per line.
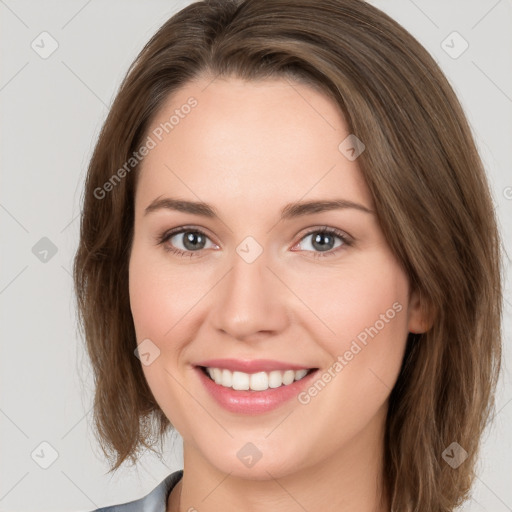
left=407, top=288, right=435, bottom=334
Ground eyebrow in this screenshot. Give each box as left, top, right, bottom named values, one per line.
left=144, top=197, right=374, bottom=219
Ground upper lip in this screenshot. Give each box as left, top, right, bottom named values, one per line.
left=195, top=358, right=316, bottom=373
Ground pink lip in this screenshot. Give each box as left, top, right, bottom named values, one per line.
left=195, top=358, right=313, bottom=373
left=195, top=366, right=319, bottom=414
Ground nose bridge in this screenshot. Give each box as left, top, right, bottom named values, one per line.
left=211, top=244, right=289, bottom=340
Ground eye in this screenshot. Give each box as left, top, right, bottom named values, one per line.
left=157, top=226, right=352, bottom=259
left=293, top=227, right=352, bottom=258
left=157, top=227, right=217, bottom=257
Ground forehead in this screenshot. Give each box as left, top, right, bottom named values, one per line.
left=135, top=75, right=373, bottom=213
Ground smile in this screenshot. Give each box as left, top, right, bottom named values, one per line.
left=194, top=362, right=319, bottom=414
left=202, top=366, right=314, bottom=391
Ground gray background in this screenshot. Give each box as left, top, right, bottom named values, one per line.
left=0, top=1, right=511, bottom=511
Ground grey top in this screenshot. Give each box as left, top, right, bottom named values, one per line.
left=91, top=470, right=183, bottom=512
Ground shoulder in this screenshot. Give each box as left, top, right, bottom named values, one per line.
left=88, top=469, right=183, bottom=512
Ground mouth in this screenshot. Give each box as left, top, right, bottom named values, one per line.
left=193, top=358, right=320, bottom=414
left=197, top=365, right=318, bottom=392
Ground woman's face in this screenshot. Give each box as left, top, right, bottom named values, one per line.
left=129, top=75, right=427, bottom=479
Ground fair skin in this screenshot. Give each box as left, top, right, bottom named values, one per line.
left=128, top=74, right=429, bottom=512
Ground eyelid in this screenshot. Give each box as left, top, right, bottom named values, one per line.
left=295, top=225, right=354, bottom=244
left=156, top=224, right=353, bottom=243
left=155, top=224, right=218, bottom=245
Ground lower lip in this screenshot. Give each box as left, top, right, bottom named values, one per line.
left=195, top=367, right=318, bottom=414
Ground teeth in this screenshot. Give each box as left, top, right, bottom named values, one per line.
left=205, top=367, right=310, bottom=391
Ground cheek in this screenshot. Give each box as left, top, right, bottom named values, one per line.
left=128, top=243, right=202, bottom=342
left=288, top=258, right=410, bottom=446
left=128, top=246, right=200, bottom=431
left=290, top=253, right=410, bottom=384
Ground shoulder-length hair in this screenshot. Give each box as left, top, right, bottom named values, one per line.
left=73, top=1, right=503, bottom=510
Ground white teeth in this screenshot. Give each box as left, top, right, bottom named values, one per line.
left=268, top=370, right=283, bottom=388
left=294, top=369, right=308, bottom=381
left=212, top=368, right=222, bottom=385
left=232, top=371, right=250, bottom=390
left=250, top=371, right=268, bottom=391
left=221, top=369, right=232, bottom=387
left=282, top=370, right=295, bottom=385
left=204, top=367, right=311, bottom=391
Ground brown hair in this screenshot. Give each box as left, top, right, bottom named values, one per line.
left=73, top=1, right=503, bottom=510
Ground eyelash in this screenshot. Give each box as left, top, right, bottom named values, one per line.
left=156, top=225, right=353, bottom=259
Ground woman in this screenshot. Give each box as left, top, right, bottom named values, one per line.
left=73, top=0, right=503, bottom=511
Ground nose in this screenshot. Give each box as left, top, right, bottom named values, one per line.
left=210, top=249, right=290, bottom=342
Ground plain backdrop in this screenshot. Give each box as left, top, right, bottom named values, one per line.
left=0, top=1, right=511, bottom=511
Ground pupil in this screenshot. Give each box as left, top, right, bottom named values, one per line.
left=313, top=233, right=333, bottom=252
left=183, top=231, right=205, bottom=250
